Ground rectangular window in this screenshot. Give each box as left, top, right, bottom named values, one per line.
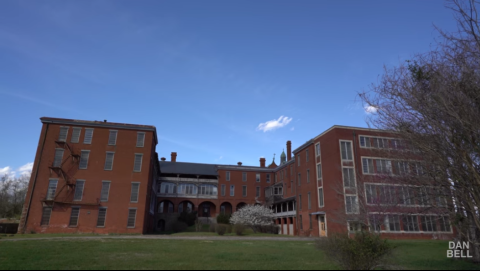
left=317, top=164, right=322, bottom=180
left=297, top=155, right=300, bottom=166
left=131, top=183, right=140, bottom=203
left=97, top=208, right=107, bottom=227
left=226, top=171, right=230, bottom=181
left=104, top=152, right=115, bottom=170
left=84, top=128, right=94, bottom=144
left=127, top=209, right=137, bottom=228
left=376, top=159, right=393, bottom=174
left=58, top=127, right=69, bottom=142
left=307, top=170, right=310, bottom=183
left=345, top=196, right=358, bottom=214
left=439, top=216, right=452, bottom=232
left=396, top=161, right=409, bottom=175
left=315, top=143, right=321, bottom=157
left=136, top=132, right=145, bottom=147
left=69, top=207, right=80, bottom=227
left=372, top=138, right=389, bottom=149
left=299, top=195, right=302, bottom=210
left=306, top=150, right=309, bottom=162
left=230, top=185, right=235, bottom=197
left=108, top=131, right=118, bottom=146
left=79, top=150, right=90, bottom=169
left=41, top=207, right=52, bottom=226
left=266, top=174, right=271, bottom=183
left=46, top=180, right=58, bottom=200
left=365, top=184, right=376, bottom=204
left=403, top=216, right=420, bottom=232
left=418, top=187, right=430, bottom=206
left=298, top=174, right=301, bottom=186
left=256, top=186, right=261, bottom=197
left=360, top=136, right=371, bottom=148
left=308, top=192, right=311, bottom=210
left=387, top=215, right=401, bottom=232
left=73, top=180, right=85, bottom=201
left=53, top=149, right=64, bottom=167
left=340, top=141, right=353, bottom=161
left=369, top=215, right=382, bottom=232
left=242, top=172, right=247, bottom=182
left=134, top=154, right=143, bottom=172
left=421, top=216, right=437, bottom=232
left=221, top=185, right=226, bottom=196
left=319, top=188, right=324, bottom=207
left=400, top=186, right=414, bottom=206
left=256, top=173, right=260, bottom=183
left=300, top=215, right=303, bottom=230
left=343, top=168, right=356, bottom=188
left=362, top=158, right=374, bottom=174
left=242, top=186, right=247, bottom=197
left=309, top=215, right=313, bottom=230
left=71, top=127, right=81, bottom=143
left=100, top=181, right=111, bottom=202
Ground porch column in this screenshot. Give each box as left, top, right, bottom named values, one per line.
left=280, top=218, right=284, bottom=235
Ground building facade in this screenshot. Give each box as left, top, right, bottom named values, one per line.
left=20, top=118, right=455, bottom=240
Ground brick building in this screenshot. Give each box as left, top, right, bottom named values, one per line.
left=19, top=118, right=454, bottom=240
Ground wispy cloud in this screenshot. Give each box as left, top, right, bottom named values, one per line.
left=18, top=162, right=34, bottom=176
left=364, top=105, right=378, bottom=114
left=256, top=116, right=293, bottom=133
left=0, top=163, right=34, bottom=179
left=0, top=166, right=15, bottom=178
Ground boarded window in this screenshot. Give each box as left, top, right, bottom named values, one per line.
left=127, top=209, right=137, bottom=228
left=100, top=182, right=111, bottom=202
left=73, top=180, right=85, bottom=201
left=134, top=154, right=143, bottom=172
left=69, top=207, right=80, bottom=227
left=131, top=183, right=140, bottom=202
left=84, top=129, right=94, bottom=144
left=108, top=131, right=118, bottom=145
left=71, top=127, right=81, bottom=143
left=46, top=180, right=58, bottom=200
left=136, top=133, right=145, bottom=147
left=58, top=127, right=69, bottom=142
left=97, top=208, right=107, bottom=227
left=53, top=149, right=64, bottom=167
left=104, top=152, right=115, bottom=170
left=41, top=207, right=52, bottom=226
left=79, top=151, right=90, bottom=169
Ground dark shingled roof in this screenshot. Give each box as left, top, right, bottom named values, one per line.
left=159, top=162, right=218, bottom=176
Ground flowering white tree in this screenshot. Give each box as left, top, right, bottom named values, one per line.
left=230, top=204, right=276, bottom=233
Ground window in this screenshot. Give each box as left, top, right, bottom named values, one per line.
left=242, top=186, right=247, bottom=197
left=421, top=216, right=437, bottom=232
left=315, top=143, right=321, bottom=157
left=100, top=181, right=111, bottom=202
left=58, top=127, right=69, bottom=142
left=179, top=204, right=184, bottom=214
left=418, top=187, right=430, bottom=206
left=256, top=174, right=260, bottom=183
left=230, top=185, right=235, bottom=197
left=256, top=187, right=261, bottom=197
left=108, top=131, right=118, bottom=146
left=360, top=136, right=371, bottom=148
left=362, top=158, right=374, bottom=174
left=46, top=180, right=58, bottom=200
left=299, top=195, right=302, bottom=210
left=300, top=215, right=303, bottom=230
left=297, top=155, right=300, bottom=166
left=221, top=185, right=226, bottom=196
left=396, top=161, right=409, bottom=175
left=104, top=152, right=115, bottom=170
left=413, top=162, right=425, bottom=176
left=73, top=180, right=85, bottom=201
left=349, top=222, right=362, bottom=232
left=439, top=216, right=452, bottom=232
left=220, top=205, right=226, bottom=214
left=226, top=171, right=230, bottom=181
left=399, top=186, right=414, bottom=206
left=134, top=154, right=143, bottom=172
left=435, top=188, right=448, bottom=207
left=41, top=207, right=52, bottom=226
left=79, top=150, right=90, bottom=169
left=160, top=183, right=176, bottom=194
left=306, top=150, right=309, bottom=162
left=372, top=138, right=389, bottom=149
left=365, top=184, right=377, bottom=204
left=242, top=172, right=247, bottom=182
left=309, top=215, right=313, bottom=230
left=298, top=174, right=301, bottom=186
left=136, top=132, right=145, bottom=147
left=167, top=202, right=174, bottom=213
left=131, top=183, right=140, bottom=203
left=343, top=168, right=355, bottom=188
left=53, top=149, right=64, bottom=167
left=71, top=127, right=81, bottom=143
left=345, top=196, right=358, bottom=214
left=84, top=128, right=94, bottom=144
left=369, top=215, right=382, bottom=232
left=403, top=216, right=420, bottom=232
left=199, top=185, right=217, bottom=196
left=177, top=184, right=196, bottom=195
left=69, top=207, right=80, bottom=227
left=97, top=208, right=107, bottom=227
left=317, top=164, right=322, bottom=180
left=307, top=170, right=310, bottom=183
left=340, top=141, right=353, bottom=161
left=319, top=188, right=324, bottom=207
left=376, top=159, right=393, bottom=174
left=386, top=215, right=401, bottom=232
left=127, top=209, right=137, bottom=228
left=266, top=174, right=271, bottom=183
left=308, top=192, right=311, bottom=210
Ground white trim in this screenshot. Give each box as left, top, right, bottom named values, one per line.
left=127, top=208, right=138, bottom=228
left=58, top=126, right=69, bottom=142
left=130, top=182, right=141, bottom=203
left=242, top=185, right=248, bottom=197
left=97, top=207, right=108, bottom=228
left=79, top=150, right=90, bottom=170
left=137, top=132, right=146, bottom=148
left=345, top=194, right=359, bottom=214
left=134, top=153, right=143, bottom=172
left=108, top=130, right=118, bottom=146
left=100, top=181, right=111, bottom=202
left=341, top=167, right=357, bottom=189
left=71, top=127, right=82, bottom=143
left=256, top=173, right=261, bottom=183
left=69, top=206, right=81, bottom=227
left=314, top=125, right=392, bottom=141
left=84, top=128, right=94, bottom=144
left=104, top=152, right=115, bottom=171
left=315, top=143, right=321, bottom=158
left=339, top=140, right=354, bottom=161
left=73, top=180, right=85, bottom=202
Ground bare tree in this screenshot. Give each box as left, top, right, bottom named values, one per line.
left=360, top=0, right=480, bottom=262
left=0, top=174, right=29, bottom=220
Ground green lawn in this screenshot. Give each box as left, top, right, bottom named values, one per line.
left=0, top=239, right=478, bottom=270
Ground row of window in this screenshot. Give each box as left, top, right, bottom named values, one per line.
left=359, top=136, right=410, bottom=151
left=365, top=184, right=448, bottom=207
left=225, top=172, right=271, bottom=183
left=159, top=182, right=265, bottom=198
left=46, top=179, right=140, bottom=203
left=362, top=158, right=424, bottom=176
left=53, top=149, right=144, bottom=172
left=58, top=127, right=146, bottom=147
left=41, top=207, right=138, bottom=228
left=366, top=215, right=452, bottom=233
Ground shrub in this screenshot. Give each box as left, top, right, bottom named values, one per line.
left=178, top=211, right=197, bottom=227
left=216, top=224, right=227, bottom=236
left=234, top=224, right=246, bottom=236
left=226, top=225, right=233, bottom=234
left=257, top=225, right=279, bottom=234
left=209, top=224, right=216, bottom=233
left=315, top=231, right=395, bottom=270
left=172, top=221, right=188, bottom=233
left=216, top=214, right=232, bottom=225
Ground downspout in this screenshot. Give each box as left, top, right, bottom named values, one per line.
left=21, top=123, right=49, bottom=233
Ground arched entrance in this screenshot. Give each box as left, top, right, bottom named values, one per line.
left=158, top=200, right=174, bottom=214
left=178, top=201, right=195, bottom=214
left=199, top=201, right=216, bottom=217
left=220, top=202, right=233, bottom=215
left=236, top=202, right=247, bottom=211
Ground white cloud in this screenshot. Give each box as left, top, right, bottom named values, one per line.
left=0, top=166, right=15, bottom=178
left=0, top=162, right=34, bottom=179
left=18, top=162, right=34, bottom=175
left=364, top=105, right=378, bottom=114
left=256, top=116, right=293, bottom=132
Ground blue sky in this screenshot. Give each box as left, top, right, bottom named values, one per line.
left=0, top=0, right=458, bottom=176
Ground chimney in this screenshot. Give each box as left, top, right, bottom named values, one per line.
left=171, top=152, right=177, bottom=162
left=238, top=162, right=243, bottom=166
left=260, top=158, right=266, bottom=168
left=287, top=141, right=292, bottom=161
left=161, top=157, right=166, bottom=161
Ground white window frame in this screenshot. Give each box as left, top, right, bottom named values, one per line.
left=104, top=152, right=115, bottom=171
left=69, top=207, right=81, bottom=227
left=230, top=185, right=235, bottom=197
left=97, top=207, right=108, bottom=228
left=226, top=171, right=230, bottom=181
left=46, top=179, right=59, bottom=200
left=318, top=188, right=324, bottom=208
left=316, top=163, right=322, bottom=180
left=58, top=126, right=69, bottom=142
left=53, top=148, right=64, bottom=168
left=340, top=140, right=354, bottom=161
left=71, top=127, right=81, bottom=143
left=136, top=132, right=145, bottom=147
left=342, top=167, right=356, bottom=188
left=256, top=186, right=261, bottom=198
left=84, top=128, right=94, bottom=144
left=315, top=143, right=321, bottom=158
left=130, top=182, right=141, bottom=203
left=73, top=180, right=85, bottom=202
left=108, top=130, right=118, bottom=146
left=127, top=208, right=137, bottom=228
left=41, top=207, right=52, bottom=226
left=345, top=195, right=359, bottom=214
left=361, top=157, right=375, bottom=175
left=100, top=181, right=111, bottom=202
left=79, top=150, right=90, bottom=170
left=256, top=173, right=261, bottom=183
left=242, top=185, right=247, bottom=197
left=133, top=153, right=143, bottom=172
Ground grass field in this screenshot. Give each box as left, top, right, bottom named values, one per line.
left=0, top=239, right=479, bottom=270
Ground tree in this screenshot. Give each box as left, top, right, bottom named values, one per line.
left=230, top=204, right=276, bottom=233
left=360, top=0, right=480, bottom=262
left=0, top=173, right=29, bottom=220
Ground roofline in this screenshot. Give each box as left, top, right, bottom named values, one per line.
left=41, top=117, right=158, bottom=145
left=313, top=125, right=389, bottom=141
left=216, top=165, right=275, bottom=172
left=292, top=139, right=313, bottom=154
